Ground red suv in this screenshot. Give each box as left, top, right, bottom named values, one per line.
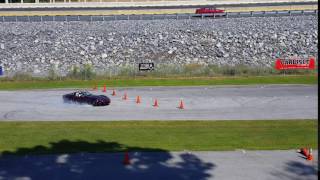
left=195, top=7, right=225, bottom=14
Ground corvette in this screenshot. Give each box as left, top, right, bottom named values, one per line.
left=63, top=90, right=111, bottom=106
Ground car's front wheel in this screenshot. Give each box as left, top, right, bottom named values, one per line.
left=92, top=100, right=101, bottom=106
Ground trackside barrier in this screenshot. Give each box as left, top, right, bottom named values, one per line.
left=0, top=10, right=317, bottom=22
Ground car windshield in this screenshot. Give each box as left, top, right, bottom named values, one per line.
left=80, top=91, right=91, bottom=96
left=74, top=90, right=91, bottom=96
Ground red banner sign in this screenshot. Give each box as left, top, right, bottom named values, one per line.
left=275, top=57, right=316, bottom=70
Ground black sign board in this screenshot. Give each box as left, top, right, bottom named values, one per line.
left=139, top=63, right=154, bottom=71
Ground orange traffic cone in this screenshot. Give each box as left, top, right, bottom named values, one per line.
left=112, top=89, right=116, bottom=96
left=123, top=92, right=128, bottom=100
left=102, top=85, right=107, bottom=92
left=178, top=100, right=184, bottom=109
left=123, top=152, right=131, bottom=165
left=153, top=99, right=159, bottom=107
left=136, top=96, right=141, bottom=104
left=307, top=148, right=313, bottom=161
left=307, top=154, right=313, bottom=161
left=298, top=148, right=309, bottom=157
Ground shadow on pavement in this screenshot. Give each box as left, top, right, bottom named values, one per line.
left=271, top=161, right=318, bottom=180
left=0, top=140, right=215, bottom=180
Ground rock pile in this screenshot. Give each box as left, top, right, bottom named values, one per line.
left=0, top=15, right=317, bottom=76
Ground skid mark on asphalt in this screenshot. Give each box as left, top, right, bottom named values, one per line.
left=3, top=108, right=44, bottom=120
left=0, top=85, right=317, bottom=121
left=3, top=110, right=23, bottom=120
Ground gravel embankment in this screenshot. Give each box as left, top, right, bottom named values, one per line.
left=0, top=15, right=317, bottom=76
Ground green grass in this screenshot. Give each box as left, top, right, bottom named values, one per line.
left=0, top=120, right=317, bottom=155
left=0, top=75, right=317, bottom=90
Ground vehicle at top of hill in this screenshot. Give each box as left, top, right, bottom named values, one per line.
left=195, top=7, right=225, bottom=15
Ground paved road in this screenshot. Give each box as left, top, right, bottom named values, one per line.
left=0, top=150, right=318, bottom=180
left=0, top=85, right=317, bottom=121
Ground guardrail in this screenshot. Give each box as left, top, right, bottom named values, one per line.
left=0, top=9, right=317, bottom=22
left=0, top=0, right=317, bottom=7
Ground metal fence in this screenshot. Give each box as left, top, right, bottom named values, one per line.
left=0, top=9, right=317, bottom=22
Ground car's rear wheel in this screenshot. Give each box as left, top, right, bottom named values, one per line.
left=63, top=97, right=70, bottom=103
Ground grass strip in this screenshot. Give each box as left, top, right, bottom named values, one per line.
left=0, top=120, right=317, bottom=155
left=0, top=75, right=317, bottom=90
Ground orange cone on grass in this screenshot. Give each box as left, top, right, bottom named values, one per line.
left=136, top=96, right=141, bottom=104
left=178, top=100, right=184, bottom=109
left=153, top=99, right=159, bottom=107
left=123, top=151, right=131, bottom=165
left=102, top=85, right=107, bottom=92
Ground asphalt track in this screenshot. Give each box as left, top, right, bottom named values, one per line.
left=0, top=150, right=318, bottom=180
left=0, top=85, right=317, bottom=121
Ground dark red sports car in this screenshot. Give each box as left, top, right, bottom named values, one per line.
left=195, top=7, right=225, bottom=14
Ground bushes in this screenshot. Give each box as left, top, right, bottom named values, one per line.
left=11, top=72, right=34, bottom=81
left=117, top=65, right=136, bottom=77
left=66, top=64, right=96, bottom=80
left=48, top=67, right=59, bottom=80
left=4, top=63, right=317, bottom=81
left=149, top=64, right=281, bottom=77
